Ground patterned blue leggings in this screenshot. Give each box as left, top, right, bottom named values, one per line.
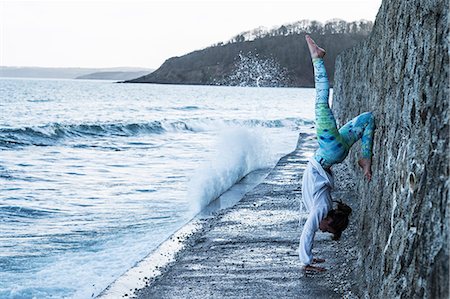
left=312, top=58, right=375, bottom=169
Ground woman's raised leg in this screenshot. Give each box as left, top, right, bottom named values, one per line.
left=306, top=35, right=347, bottom=168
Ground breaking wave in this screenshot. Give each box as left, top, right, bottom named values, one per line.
left=0, top=118, right=311, bottom=148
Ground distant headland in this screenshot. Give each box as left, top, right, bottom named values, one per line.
left=0, top=66, right=153, bottom=80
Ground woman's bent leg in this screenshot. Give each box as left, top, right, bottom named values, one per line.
left=338, top=112, right=375, bottom=159
left=339, top=112, right=375, bottom=180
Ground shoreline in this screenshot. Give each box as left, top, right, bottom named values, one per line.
left=97, top=167, right=272, bottom=298
left=99, top=131, right=360, bottom=298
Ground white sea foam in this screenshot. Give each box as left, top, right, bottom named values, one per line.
left=188, top=127, right=296, bottom=214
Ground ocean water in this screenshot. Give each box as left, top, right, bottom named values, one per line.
left=0, top=78, right=315, bottom=299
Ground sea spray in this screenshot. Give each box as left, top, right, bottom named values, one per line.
left=216, top=52, right=289, bottom=87
left=188, top=127, right=279, bottom=214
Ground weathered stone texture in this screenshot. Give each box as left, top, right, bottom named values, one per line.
left=332, top=0, right=449, bottom=298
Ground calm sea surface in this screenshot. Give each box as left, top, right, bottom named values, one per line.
left=0, top=78, right=315, bottom=299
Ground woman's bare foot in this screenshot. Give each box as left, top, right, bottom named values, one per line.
left=305, top=35, right=326, bottom=59
left=358, top=158, right=372, bottom=181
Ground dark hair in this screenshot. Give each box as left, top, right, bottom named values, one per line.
left=327, top=202, right=352, bottom=241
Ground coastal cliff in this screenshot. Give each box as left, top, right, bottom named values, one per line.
left=126, top=34, right=366, bottom=87
left=332, top=0, right=449, bottom=298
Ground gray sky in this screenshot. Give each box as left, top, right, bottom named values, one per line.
left=0, top=0, right=382, bottom=69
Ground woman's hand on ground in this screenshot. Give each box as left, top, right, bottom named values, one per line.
left=312, top=258, right=326, bottom=264
left=303, top=265, right=327, bottom=272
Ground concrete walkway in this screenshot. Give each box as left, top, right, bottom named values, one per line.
left=133, top=132, right=342, bottom=299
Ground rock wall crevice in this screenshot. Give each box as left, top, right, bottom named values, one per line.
left=332, top=0, right=449, bottom=298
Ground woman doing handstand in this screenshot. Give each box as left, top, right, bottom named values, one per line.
left=299, top=35, right=375, bottom=272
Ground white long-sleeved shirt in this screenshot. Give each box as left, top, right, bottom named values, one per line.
left=298, top=157, right=334, bottom=266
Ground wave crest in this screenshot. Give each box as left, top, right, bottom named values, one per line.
left=0, top=118, right=310, bottom=148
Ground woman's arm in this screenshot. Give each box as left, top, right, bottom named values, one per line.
left=298, top=205, right=328, bottom=265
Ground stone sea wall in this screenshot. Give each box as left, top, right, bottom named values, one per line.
left=332, top=0, right=449, bottom=298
